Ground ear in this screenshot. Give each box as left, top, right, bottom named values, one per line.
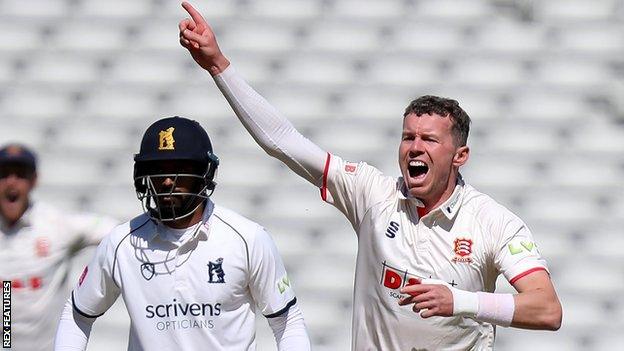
left=453, top=146, right=469, bottom=168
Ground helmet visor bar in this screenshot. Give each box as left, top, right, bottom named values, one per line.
left=135, top=173, right=209, bottom=222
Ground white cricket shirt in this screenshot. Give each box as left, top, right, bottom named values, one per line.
left=72, top=200, right=297, bottom=351
left=0, top=202, right=117, bottom=351
left=321, top=154, right=549, bottom=350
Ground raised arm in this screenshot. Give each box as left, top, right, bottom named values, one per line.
left=179, top=2, right=327, bottom=187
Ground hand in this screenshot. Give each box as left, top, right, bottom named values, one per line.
left=398, top=278, right=454, bottom=318
left=179, top=1, right=230, bottom=75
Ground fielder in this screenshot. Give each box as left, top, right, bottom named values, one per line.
left=178, top=2, right=563, bottom=350
left=54, top=117, right=310, bottom=350
left=0, top=143, right=117, bottom=351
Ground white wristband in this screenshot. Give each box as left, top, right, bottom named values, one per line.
left=420, top=278, right=478, bottom=317
left=420, top=279, right=514, bottom=326
left=451, top=288, right=479, bottom=317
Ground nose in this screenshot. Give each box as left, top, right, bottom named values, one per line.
left=408, top=138, right=425, bottom=156
left=159, top=176, right=176, bottom=190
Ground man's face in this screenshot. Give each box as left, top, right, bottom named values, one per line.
left=0, top=163, right=36, bottom=225
left=143, top=160, right=204, bottom=215
left=398, top=113, right=468, bottom=207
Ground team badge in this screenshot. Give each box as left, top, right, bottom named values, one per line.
left=6, top=145, right=24, bottom=156
left=208, top=258, right=225, bottom=283
left=140, top=262, right=155, bottom=280
left=35, top=237, right=50, bottom=257
left=452, top=237, right=473, bottom=263
left=158, top=127, right=175, bottom=150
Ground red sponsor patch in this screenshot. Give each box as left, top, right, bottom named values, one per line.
left=35, top=237, right=50, bottom=257
left=381, top=262, right=422, bottom=290
left=30, top=276, right=42, bottom=289
left=344, top=163, right=357, bottom=174
left=79, top=266, right=88, bottom=286
left=452, top=237, right=473, bottom=263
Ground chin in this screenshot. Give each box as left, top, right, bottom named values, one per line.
left=0, top=207, right=22, bottom=224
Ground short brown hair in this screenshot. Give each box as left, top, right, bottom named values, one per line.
left=403, top=95, right=471, bottom=147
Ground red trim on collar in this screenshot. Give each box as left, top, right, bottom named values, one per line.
left=509, top=267, right=548, bottom=285
left=417, top=206, right=428, bottom=218
left=320, top=153, right=331, bottom=202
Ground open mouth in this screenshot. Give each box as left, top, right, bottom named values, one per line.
left=408, top=160, right=429, bottom=179
left=5, top=191, right=20, bottom=203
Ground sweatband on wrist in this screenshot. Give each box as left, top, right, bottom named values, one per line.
left=451, top=288, right=479, bottom=317
left=420, top=279, right=514, bottom=326
left=420, top=278, right=479, bottom=317
left=475, top=292, right=515, bottom=327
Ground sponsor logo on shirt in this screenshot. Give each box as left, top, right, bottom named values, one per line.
left=145, top=298, right=221, bottom=331
left=277, top=274, right=290, bottom=294
left=7, top=276, right=43, bottom=290
left=452, top=237, right=473, bottom=263
left=141, top=262, right=156, bottom=281
left=380, top=261, right=422, bottom=291
left=385, top=221, right=400, bottom=238
left=207, top=258, right=225, bottom=283
left=380, top=261, right=459, bottom=299
left=344, top=162, right=358, bottom=174
left=508, top=240, right=536, bottom=255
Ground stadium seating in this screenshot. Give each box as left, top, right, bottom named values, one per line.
left=2, top=0, right=623, bottom=349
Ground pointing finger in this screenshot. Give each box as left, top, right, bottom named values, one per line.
left=181, top=2, right=207, bottom=28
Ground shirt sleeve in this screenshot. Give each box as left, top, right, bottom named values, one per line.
left=248, top=226, right=297, bottom=318
left=214, top=66, right=327, bottom=186
left=54, top=297, right=94, bottom=351
left=71, top=235, right=120, bottom=318
left=490, top=208, right=549, bottom=284
left=321, top=153, right=395, bottom=231
left=266, top=303, right=311, bottom=350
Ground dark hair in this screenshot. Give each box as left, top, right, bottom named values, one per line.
left=403, top=95, right=471, bottom=147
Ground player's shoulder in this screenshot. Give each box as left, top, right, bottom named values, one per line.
left=103, top=213, right=153, bottom=246
left=461, top=184, right=524, bottom=227
left=211, top=205, right=265, bottom=241
left=332, top=154, right=398, bottom=190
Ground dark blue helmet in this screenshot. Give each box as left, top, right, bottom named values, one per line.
left=133, top=116, right=219, bottom=222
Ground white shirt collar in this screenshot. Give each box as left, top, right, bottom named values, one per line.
left=147, top=200, right=214, bottom=245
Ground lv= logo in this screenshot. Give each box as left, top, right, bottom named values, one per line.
left=508, top=241, right=536, bottom=255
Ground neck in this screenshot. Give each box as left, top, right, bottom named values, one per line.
left=421, top=186, right=456, bottom=213
left=419, top=172, right=460, bottom=213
